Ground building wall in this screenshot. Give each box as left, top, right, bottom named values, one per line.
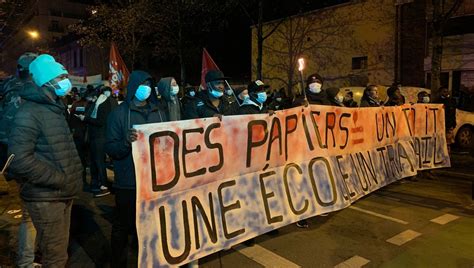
left=252, top=0, right=396, bottom=94
left=424, top=33, right=474, bottom=94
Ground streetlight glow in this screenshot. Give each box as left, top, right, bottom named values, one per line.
left=298, top=58, right=305, bottom=71
left=91, top=9, right=97, bottom=15
left=27, top=30, right=39, bottom=39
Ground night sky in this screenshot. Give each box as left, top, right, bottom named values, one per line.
left=180, top=0, right=349, bottom=85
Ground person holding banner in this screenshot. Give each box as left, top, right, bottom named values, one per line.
left=182, top=86, right=198, bottom=119
left=237, top=80, right=270, bottom=114
left=105, top=70, right=168, bottom=268
left=187, top=70, right=235, bottom=119
left=326, top=87, right=345, bottom=107
left=157, top=77, right=183, bottom=121
left=294, top=73, right=330, bottom=107
left=359, top=85, right=381, bottom=107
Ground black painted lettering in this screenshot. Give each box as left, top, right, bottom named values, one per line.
left=218, top=180, right=245, bottom=239
left=260, top=171, right=284, bottom=224
left=339, top=113, right=351, bottom=149
left=246, top=120, right=268, bottom=167
left=182, top=128, right=206, bottom=177
left=205, top=123, right=224, bottom=173
left=308, top=157, right=337, bottom=206
left=325, top=112, right=336, bottom=148
left=160, top=201, right=191, bottom=264
left=283, top=163, right=309, bottom=215
left=150, top=131, right=180, bottom=192
left=266, top=117, right=283, bottom=161
left=192, top=194, right=217, bottom=250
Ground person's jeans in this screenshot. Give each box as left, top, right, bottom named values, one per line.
left=25, top=200, right=73, bottom=268
left=90, top=138, right=107, bottom=191
left=17, top=202, right=37, bottom=268
left=111, top=189, right=137, bottom=268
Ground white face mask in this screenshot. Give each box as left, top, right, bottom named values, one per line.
left=276, top=97, right=282, bottom=102
left=336, top=95, right=344, bottom=103
left=309, top=82, right=322, bottom=93
left=171, top=85, right=180, bottom=96
left=225, top=89, right=233, bottom=96
left=422, top=96, right=430, bottom=103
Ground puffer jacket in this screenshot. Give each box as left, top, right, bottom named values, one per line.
left=105, top=70, right=168, bottom=190
left=8, top=81, right=82, bottom=201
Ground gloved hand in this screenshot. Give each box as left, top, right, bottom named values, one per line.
left=126, top=128, right=138, bottom=143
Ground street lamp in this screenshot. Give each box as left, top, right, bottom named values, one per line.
left=27, top=30, right=39, bottom=39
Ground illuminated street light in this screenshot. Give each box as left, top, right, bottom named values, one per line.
left=27, top=30, right=39, bottom=39
left=91, top=9, right=97, bottom=15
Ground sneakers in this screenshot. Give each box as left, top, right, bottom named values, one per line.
left=296, top=220, right=309, bottom=228
left=93, top=186, right=111, bottom=198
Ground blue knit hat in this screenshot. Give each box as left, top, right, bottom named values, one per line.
left=29, top=54, right=68, bottom=87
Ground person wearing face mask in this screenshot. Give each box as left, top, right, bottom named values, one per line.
left=268, top=91, right=287, bottom=111
left=105, top=70, right=168, bottom=267
left=76, top=86, right=117, bottom=197
left=189, top=70, right=236, bottom=119
left=343, top=91, right=358, bottom=107
left=326, top=87, right=345, bottom=107
left=359, top=85, right=381, bottom=107
left=182, top=86, right=198, bottom=119
left=8, top=54, right=83, bottom=267
left=294, top=73, right=330, bottom=107
left=157, top=77, right=183, bottom=121
left=237, top=80, right=270, bottom=114
left=68, top=89, right=89, bottom=190
left=436, top=87, right=457, bottom=150
left=417, top=91, right=430, bottom=104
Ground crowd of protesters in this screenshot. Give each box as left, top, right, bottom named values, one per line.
left=0, top=52, right=461, bottom=267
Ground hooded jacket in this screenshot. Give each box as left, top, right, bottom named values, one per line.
left=105, top=70, right=167, bottom=190
left=8, top=81, right=82, bottom=201
left=157, top=77, right=182, bottom=121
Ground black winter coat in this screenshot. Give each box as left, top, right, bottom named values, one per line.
left=186, top=91, right=236, bottom=119
left=105, top=70, right=167, bottom=190
left=85, top=96, right=116, bottom=140
left=8, top=82, right=82, bottom=201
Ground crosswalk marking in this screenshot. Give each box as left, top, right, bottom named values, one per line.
left=430, top=213, right=460, bottom=225
left=334, top=255, right=370, bottom=268
left=386, top=229, right=421, bottom=246
left=235, top=244, right=301, bottom=268
left=348, top=206, right=409, bottom=225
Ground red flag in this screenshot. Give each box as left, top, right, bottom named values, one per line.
left=201, top=48, right=220, bottom=89
left=109, top=42, right=130, bottom=92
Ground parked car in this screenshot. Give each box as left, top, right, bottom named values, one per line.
left=454, top=109, right=474, bottom=149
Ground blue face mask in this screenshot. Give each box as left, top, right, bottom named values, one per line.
left=210, top=89, right=223, bottom=98
left=135, top=85, right=151, bottom=101
left=171, top=85, right=180, bottom=96
left=49, top=78, right=72, bottom=97
left=189, top=91, right=196, bottom=97
left=256, top=92, right=267, bottom=103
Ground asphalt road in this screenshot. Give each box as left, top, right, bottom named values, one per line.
left=1, top=158, right=473, bottom=267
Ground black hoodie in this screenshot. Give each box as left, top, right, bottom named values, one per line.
left=8, top=81, right=82, bottom=201
left=105, top=70, right=167, bottom=190
left=157, top=77, right=182, bottom=121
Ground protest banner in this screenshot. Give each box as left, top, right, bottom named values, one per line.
left=132, top=104, right=450, bottom=267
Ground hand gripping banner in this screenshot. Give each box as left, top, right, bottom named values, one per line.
left=132, top=104, right=450, bottom=267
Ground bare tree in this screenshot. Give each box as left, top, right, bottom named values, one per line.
left=428, top=0, right=462, bottom=100
left=261, top=9, right=349, bottom=97
left=69, top=0, right=158, bottom=69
